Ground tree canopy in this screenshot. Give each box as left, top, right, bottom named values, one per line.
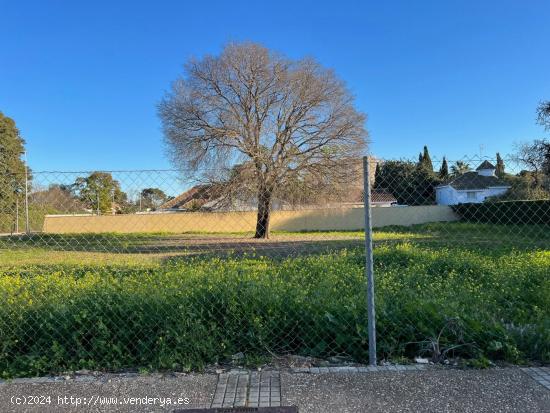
left=374, top=160, right=440, bottom=205
left=450, top=161, right=470, bottom=177
left=0, top=112, right=28, bottom=219
left=419, top=145, right=433, bottom=171
left=72, top=172, right=127, bottom=214
left=159, top=42, right=367, bottom=238
left=438, top=157, right=449, bottom=180
left=140, top=188, right=169, bottom=210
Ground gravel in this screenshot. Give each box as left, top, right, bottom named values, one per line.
left=0, top=372, right=216, bottom=412
left=2, top=367, right=548, bottom=412
left=282, top=368, right=550, bottom=413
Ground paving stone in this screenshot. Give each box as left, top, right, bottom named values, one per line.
left=210, top=370, right=282, bottom=408
left=293, top=368, right=309, bottom=373
left=521, top=367, right=550, bottom=390
left=289, top=363, right=437, bottom=375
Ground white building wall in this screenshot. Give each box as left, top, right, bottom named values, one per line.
left=436, top=186, right=510, bottom=205
left=435, top=186, right=456, bottom=205
left=477, top=168, right=495, bottom=177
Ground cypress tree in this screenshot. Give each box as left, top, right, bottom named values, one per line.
left=439, top=156, right=449, bottom=179
left=495, top=152, right=505, bottom=177
left=420, top=145, right=433, bottom=171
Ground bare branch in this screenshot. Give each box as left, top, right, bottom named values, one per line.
left=158, top=42, right=368, bottom=237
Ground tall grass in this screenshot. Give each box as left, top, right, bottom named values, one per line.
left=1, top=242, right=548, bottom=378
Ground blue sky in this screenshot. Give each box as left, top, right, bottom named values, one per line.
left=1, top=0, right=549, bottom=172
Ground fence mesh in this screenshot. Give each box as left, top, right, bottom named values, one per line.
left=0, top=156, right=549, bottom=378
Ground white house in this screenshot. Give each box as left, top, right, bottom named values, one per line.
left=435, top=161, right=511, bottom=205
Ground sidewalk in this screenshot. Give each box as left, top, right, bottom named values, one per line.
left=0, top=367, right=548, bottom=412
left=283, top=367, right=550, bottom=413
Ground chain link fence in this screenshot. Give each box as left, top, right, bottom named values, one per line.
left=0, top=156, right=549, bottom=378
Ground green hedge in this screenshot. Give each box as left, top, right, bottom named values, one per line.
left=452, top=200, right=550, bottom=225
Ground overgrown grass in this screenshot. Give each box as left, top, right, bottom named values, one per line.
left=1, top=228, right=548, bottom=378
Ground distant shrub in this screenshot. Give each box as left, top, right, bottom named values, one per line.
left=453, top=200, right=550, bottom=225
left=0, top=205, right=59, bottom=233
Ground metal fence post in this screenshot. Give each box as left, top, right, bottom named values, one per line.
left=363, top=156, right=377, bottom=366
left=24, top=152, right=30, bottom=234
left=15, top=197, right=19, bottom=234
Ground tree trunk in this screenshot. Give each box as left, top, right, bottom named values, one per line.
left=254, top=188, right=272, bottom=239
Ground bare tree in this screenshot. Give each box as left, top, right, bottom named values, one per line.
left=515, top=139, right=550, bottom=188
left=537, top=100, right=550, bottom=131
left=513, top=102, right=550, bottom=188
left=158, top=43, right=367, bottom=238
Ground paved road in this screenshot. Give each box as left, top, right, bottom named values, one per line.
left=1, top=368, right=549, bottom=412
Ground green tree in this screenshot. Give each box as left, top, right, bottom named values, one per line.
left=374, top=163, right=382, bottom=187
left=420, top=145, right=433, bottom=171
left=439, top=157, right=449, bottom=180
left=374, top=160, right=440, bottom=205
left=450, top=161, right=470, bottom=177
left=0, top=112, right=29, bottom=231
left=140, top=188, right=168, bottom=210
left=487, top=172, right=549, bottom=201
left=72, top=172, right=127, bottom=214
left=495, top=153, right=505, bottom=177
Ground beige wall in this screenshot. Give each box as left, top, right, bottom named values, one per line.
left=43, top=206, right=459, bottom=234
